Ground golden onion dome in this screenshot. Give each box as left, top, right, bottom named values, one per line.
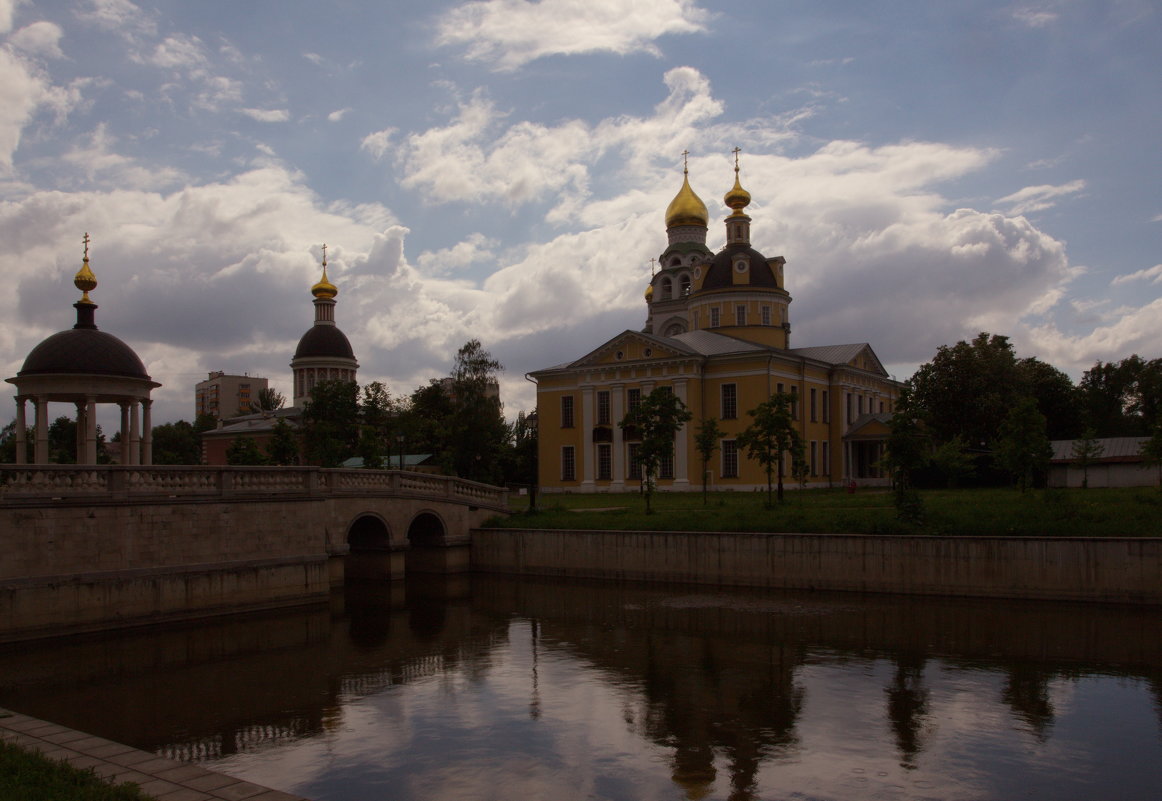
left=724, top=171, right=751, bottom=216
left=645, top=283, right=654, bottom=301
left=665, top=171, right=709, bottom=228
left=311, top=246, right=338, bottom=299
left=74, top=232, right=97, bottom=304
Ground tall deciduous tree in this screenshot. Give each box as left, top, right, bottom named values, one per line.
left=1079, top=355, right=1162, bottom=436
left=1139, top=424, right=1162, bottom=491
left=619, top=388, right=692, bottom=513
left=694, top=417, right=724, bottom=505
left=736, top=393, right=802, bottom=506
left=253, top=387, right=286, bottom=414
left=446, top=339, right=508, bottom=484
left=995, top=397, right=1052, bottom=492
left=1070, top=428, right=1104, bottom=489
left=152, top=420, right=202, bottom=464
left=265, top=418, right=300, bottom=466
left=300, top=379, right=360, bottom=467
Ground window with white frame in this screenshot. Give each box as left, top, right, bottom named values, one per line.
left=597, top=390, right=611, bottom=425
left=721, top=383, right=738, bottom=419
left=722, top=440, right=739, bottom=478
left=562, top=446, right=576, bottom=481
left=736, top=305, right=746, bottom=326
left=562, top=395, right=575, bottom=428
left=596, top=443, right=612, bottom=480
left=710, top=307, right=720, bottom=327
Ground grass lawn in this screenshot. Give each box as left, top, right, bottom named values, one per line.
left=0, top=740, right=153, bottom=801
left=496, top=486, right=1162, bottom=537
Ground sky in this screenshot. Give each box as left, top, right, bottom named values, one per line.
left=1, top=0, right=1159, bottom=427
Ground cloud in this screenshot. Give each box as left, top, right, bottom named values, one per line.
left=1111, top=264, right=1162, bottom=286
left=240, top=108, right=291, bottom=123
left=0, top=0, right=16, bottom=35
left=995, top=180, right=1086, bottom=215
left=416, top=233, right=498, bottom=276
left=361, top=128, right=396, bottom=160
left=9, top=21, right=64, bottom=59
left=436, top=0, right=710, bottom=70
left=328, top=107, right=351, bottom=122
left=75, top=0, right=157, bottom=41
left=1012, top=7, right=1059, bottom=28
left=0, top=45, right=83, bottom=173
left=134, top=33, right=208, bottom=70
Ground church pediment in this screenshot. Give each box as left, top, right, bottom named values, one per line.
left=569, top=331, right=695, bottom=368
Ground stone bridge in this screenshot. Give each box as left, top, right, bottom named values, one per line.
left=0, top=465, right=509, bottom=642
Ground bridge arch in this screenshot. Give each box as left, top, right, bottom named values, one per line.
left=406, top=511, right=447, bottom=548
left=345, top=513, right=399, bottom=582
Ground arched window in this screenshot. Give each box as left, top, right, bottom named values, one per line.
left=661, top=277, right=673, bottom=300
left=679, top=273, right=691, bottom=296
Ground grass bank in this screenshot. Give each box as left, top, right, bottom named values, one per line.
left=0, top=740, right=152, bottom=801
left=496, top=486, right=1162, bottom=537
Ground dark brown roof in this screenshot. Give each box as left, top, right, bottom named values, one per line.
left=20, top=317, right=149, bottom=380
left=294, top=324, right=355, bottom=360
left=695, top=244, right=779, bottom=293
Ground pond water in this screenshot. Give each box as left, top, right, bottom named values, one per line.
left=1, top=575, right=1161, bottom=801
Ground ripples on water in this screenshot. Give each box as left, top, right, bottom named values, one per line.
left=1, top=576, right=1160, bottom=801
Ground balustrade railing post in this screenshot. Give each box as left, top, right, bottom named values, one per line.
left=108, top=466, right=127, bottom=500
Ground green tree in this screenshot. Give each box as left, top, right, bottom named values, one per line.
left=932, top=435, right=975, bottom=488
left=445, top=339, right=509, bottom=484
left=736, top=393, right=801, bottom=506
left=253, top=387, right=286, bottom=414
left=358, top=381, right=395, bottom=469
left=1018, top=357, right=1082, bottom=440
left=265, top=418, right=300, bottom=466
left=1139, top=424, right=1162, bottom=491
left=618, top=387, right=692, bottom=513
left=693, top=417, right=724, bottom=505
left=300, top=379, right=360, bottom=467
left=1079, top=355, right=1162, bottom=436
left=1070, top=428, right=1104, bottom=489
left=151, top=420, right=202, bottom=465
left=883, top=394, right=928, bottom=522
left=503, top=409, right=539, bottom=505
left=995, top=397, right=1052, bottom=492
left=226, top=435, right=268, bottom=465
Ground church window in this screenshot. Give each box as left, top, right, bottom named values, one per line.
left=661, top=277, right=673, bottom=299
left=722, top=440, right=739, bottom=478
left=762, top=306, right=771, bottom=326
left=561, top=446, right=576, bottom=481
left=670, top=256, right=681, bottom=267
left=561, top=395, right=575, bottom=428
left=810, top=388, right=817, bottom=422
left=596, top=444, right=612, bottom=480
left=710, top=307, right=720, bottom=327
left=628, top=443, right=642, bottom=480
left=721, top=384, right=737, bottom=419
left=810, top=441, right=818, bottom=476
left=597, top=391, right=610, bottom=425
left=822, top=391, right=830, bottom=423
left=736, top=305, right=746, bottom=325
left=679, top=274, right=691, bottom=295
left=627, top=388, right=642, bottom=415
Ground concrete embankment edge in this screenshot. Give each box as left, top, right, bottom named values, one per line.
left=0, top=708, right=310, bottom=801
left=471, top=529, right=1162, bottom=604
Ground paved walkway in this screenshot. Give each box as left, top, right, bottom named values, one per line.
left=0, top=707, right=310, bottom=801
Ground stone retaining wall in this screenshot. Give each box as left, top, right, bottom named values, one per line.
left=471, top=529, right=1162, bottom=604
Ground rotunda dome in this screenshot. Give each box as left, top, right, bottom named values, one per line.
left=293, top=324, right=355, bottom=360
left=20, top=327, right=150, bottom=379
left=695, top=245, right=779, bottom=294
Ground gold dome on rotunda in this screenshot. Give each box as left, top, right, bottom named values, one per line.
left=311, top=244, right=338, bottom=300
left=644, top=283, right=654, bottom=301
left=74, top=232, right=97, bottom=304
left=665, top=153, right=709, bottom=228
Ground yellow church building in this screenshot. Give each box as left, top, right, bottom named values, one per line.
left=530, top=154, right=903, bottom=492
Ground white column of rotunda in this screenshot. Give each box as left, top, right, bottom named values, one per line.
left=6, top=235, right=160, bottom=465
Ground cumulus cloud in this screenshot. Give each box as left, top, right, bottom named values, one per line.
left=416, top=233, right=498, bottom=276
left=436, top=0, right=710, bottom=70
left=240, top=107, right=291, bottom=123
left=1012, top=6, right=1059, bottom=28
left=0, top=0, right=16, bottom=35
left=9, top=21, right=64, bottom=59
left=995, top=180, right=1086, bottom=215
left=328, top=107, right=351, bottom=122
left=75, top=0, right=157, bottom=42
left=0, top=45, right=83, bottom=173
left=1111, top=264, right=1162, bottom=286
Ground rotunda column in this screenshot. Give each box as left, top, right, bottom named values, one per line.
left=34, top=396, right=49, bottom=464
left=74, top=400, right=87, bottom=464
left=84, top=395, right=99, bottom=465
left=119, top=402, right=131, bottom=465
left=14, top=396, right=27, bottom=465
left=141, top=399, right=153, bottom=465
left=129, top=401, right=141, bottom=466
